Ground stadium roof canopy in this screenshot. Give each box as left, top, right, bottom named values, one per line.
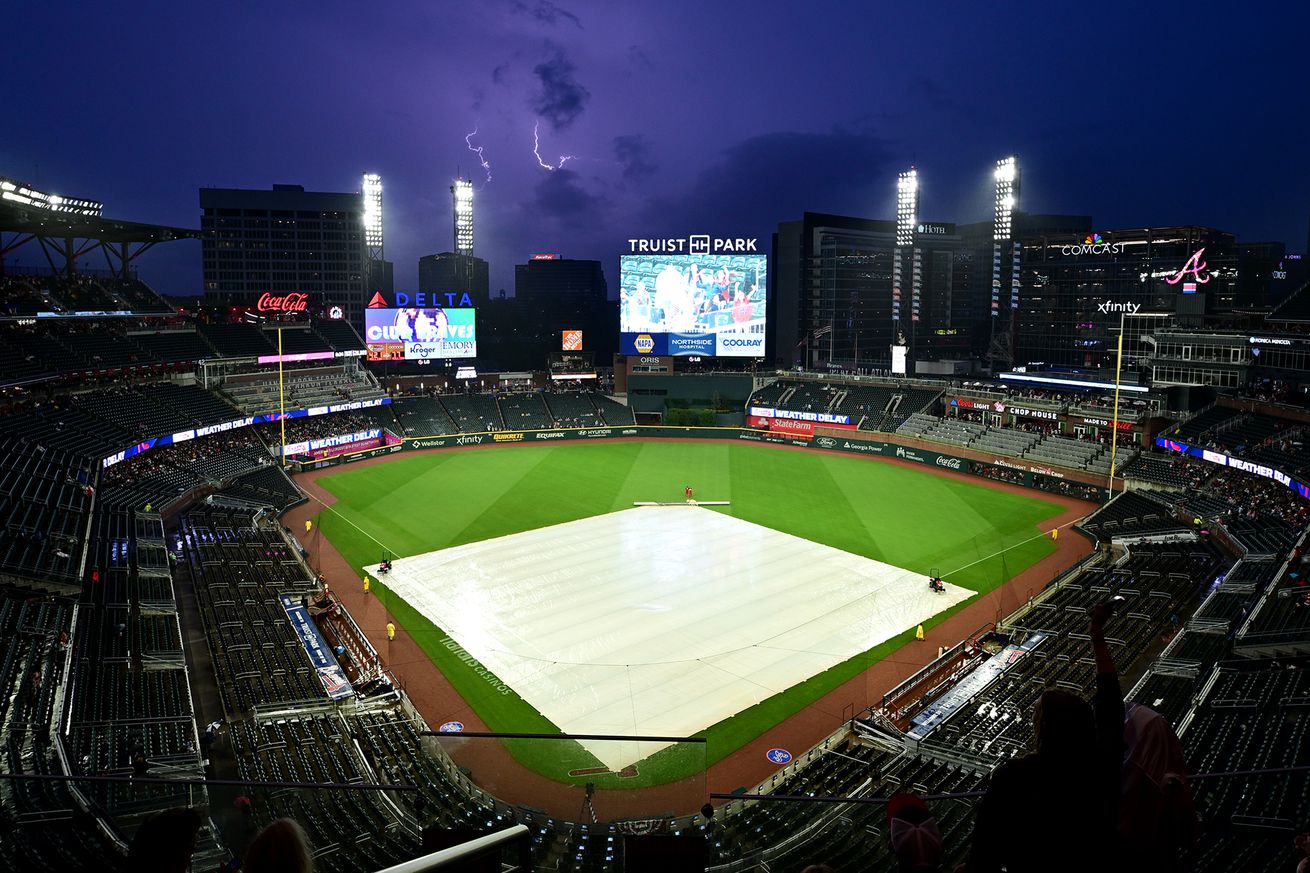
left=0, top=198, right=200, bottom=279
left=0, top=199, right=199, bottom=244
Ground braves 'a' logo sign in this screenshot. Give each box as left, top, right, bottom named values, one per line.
left=1165, top=248, right=1211, bottom=285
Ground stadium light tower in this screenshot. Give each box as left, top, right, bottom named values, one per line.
left=362, top=173, right=384, bottom=261
left=891, top=168, right=918, bottom=370
left=452, top=178, right=474, bottom=256
left=988, top=156, right=1020, bottom=370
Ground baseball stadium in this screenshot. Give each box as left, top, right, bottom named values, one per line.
left=2, top=179, right=1310, bottom=872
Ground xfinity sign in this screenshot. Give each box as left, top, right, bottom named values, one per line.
left=627, top=236, right=758, bottom=254
left=1097, top=301, right=1141, bottom=315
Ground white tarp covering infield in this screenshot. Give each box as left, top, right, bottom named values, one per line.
left=366, top=506, right=970, bottom=771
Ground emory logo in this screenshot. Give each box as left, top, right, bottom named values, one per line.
left=815, top=437, right=837, bottom=448
left=634, top=334, right=655, bottom=353
left=367, top=292, right=389, bottom=308
left=1097, top=301, right=1141, bottom=315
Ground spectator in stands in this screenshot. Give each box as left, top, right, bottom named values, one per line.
left=1295, top=832, right=1310, bottom=873
left=245, top=817, right=314, bottom=873
left=1118, top=703, right=1196, bottom=870
left=962, top=602, right=1123, bottom=873
left=886, top=791, right=943, bottom=871
left=127, top=806, right=202, bottom=873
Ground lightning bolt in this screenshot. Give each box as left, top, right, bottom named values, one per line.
left=532, top=120, right=576, bottom=171
left=465, top=127, right=492, bottom=183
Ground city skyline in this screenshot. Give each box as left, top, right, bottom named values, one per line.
left=3, top=0, right=1308, bottom=297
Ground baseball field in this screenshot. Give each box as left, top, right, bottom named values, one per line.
left=310, top=439, right=1069, bottom=787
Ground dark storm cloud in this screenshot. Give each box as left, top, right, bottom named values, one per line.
left=612, top=135, right=656, bottom=184
left=530, top=168, right=607, bottom=224
left=531, top=43, right=590, bottom=131
left=510, top=0, right=581, bottom=28
left=491, top=62, right=511, bottom=86
left=665, top=129, right=892, bottom=228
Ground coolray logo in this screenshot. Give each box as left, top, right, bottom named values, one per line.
left=720, top=337, right=762, bottom=347
left=579, top=428, right=612, bottom=438
left=534, top=431, right=566, bottom=439
left=621, top=428, right=638, bottom=435
left=936, top=457, right=963, bottom=470
left=367, top=292, right=389, bottom=308
left=1097, top=301, right=1140, bottom=315
left=627, top=236, right=758, bottom=254
left=410, top=438, right=449, bottom=449
left=493, top=432, right=524, bottom=442
left=455, top=435, right=484, bottom=445
left=634, top=334, right=655, bottom=353
left=1164, top=248, right=1212, bottom=286
left=815, top=437, right=838, bottom=448
left=1060, top=233, right=1124, bottom=256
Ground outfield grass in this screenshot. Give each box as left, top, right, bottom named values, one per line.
left=315, top=440, right=1067, bottom=787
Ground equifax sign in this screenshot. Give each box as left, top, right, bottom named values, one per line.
left=257, top=292, right=309, bottom=313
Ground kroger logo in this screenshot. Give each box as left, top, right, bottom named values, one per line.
left=936, top=457, right=963, bottom=470
left=633, top=334, right=655, bottom=353
left=815, top=437, right=837, bottom=448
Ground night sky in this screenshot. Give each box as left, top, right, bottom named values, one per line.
left=4, top=1, right=1308, bottom=297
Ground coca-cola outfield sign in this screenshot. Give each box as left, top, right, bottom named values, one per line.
left=257, top=292, right=310, bottom=313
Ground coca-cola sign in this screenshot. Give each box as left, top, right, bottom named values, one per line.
left=257, top=292, right=309, bottom=313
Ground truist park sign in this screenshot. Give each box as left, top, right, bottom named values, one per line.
left=628, top=236, right=758, bottom=254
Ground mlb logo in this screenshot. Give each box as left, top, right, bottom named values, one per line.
left=688, top=235, right=710, bottom=255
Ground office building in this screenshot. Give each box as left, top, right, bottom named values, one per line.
left=200, top=183, right=370, bottom=327
left=418, top=252, right=489, bottom=306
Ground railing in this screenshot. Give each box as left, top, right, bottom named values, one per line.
left=371, top=825, right=531, bottom=873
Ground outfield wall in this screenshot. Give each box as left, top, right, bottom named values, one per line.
left=292, top=424, right=1115, bottom=501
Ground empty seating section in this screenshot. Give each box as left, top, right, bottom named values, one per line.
left=0, top=438, right=94, bottom=585
left=969, top=425, right=1040, bottom=456
left=1080, top=491, right=1187, bottom=538
left=438, top=393, right=504, bottom=432
left=1120, top=454, right=1191, bottom=487
left=209, top=465, right=303, bottom=512
left=1024, top=433, right=1103, bottom=468
left=312, top=319, right=367, bottom=351
left=921, top=417, right=986, bottom=447
left=182, top=510, right=323, bottom=715
left=591, top=394, right=636, bottom=425
left=926, top=543, right=1228, bottom=765
left=542, top=391, right=604, bottom=427
left=1171, top=405, right=1243, bottom=444
left=745, top=379, right=939, bottom=432
left=221, top=367, right=385, bottom=415
left=497, top=393, right=552, bottom=429
left=197, top=323, right=276, bottom=358
left=128, top=329, right=215, bottom=363
left=391, top=397, right=459, bottom=436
